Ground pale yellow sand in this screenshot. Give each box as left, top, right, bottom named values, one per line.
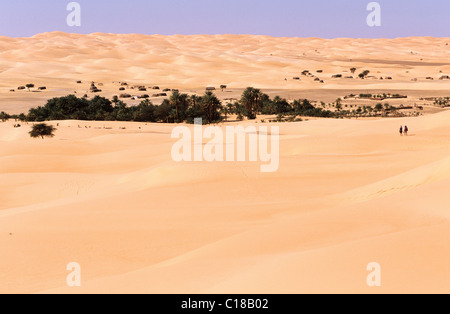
left=0, top=109, right=449, bottom=293
left=0, top=33, right=449, bottom=293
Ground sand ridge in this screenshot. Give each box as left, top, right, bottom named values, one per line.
left=1, top=33, right=450, bottom=114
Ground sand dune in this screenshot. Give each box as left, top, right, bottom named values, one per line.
left=0, top=108, right=449, bottom=293
left=0, top=33, right=449, bottom=293
left=1, top=33, right=450, bottom=114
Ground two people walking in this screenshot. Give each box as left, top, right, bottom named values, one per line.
left=399, top=125, right=409, bottom=136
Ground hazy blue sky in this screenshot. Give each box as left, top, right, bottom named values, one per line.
left=0, top=0, right=448, bottom=38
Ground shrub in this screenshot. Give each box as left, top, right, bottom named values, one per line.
left=0, top=111, right=10, bottom=122
left=29, top=123, right=56, bottom=139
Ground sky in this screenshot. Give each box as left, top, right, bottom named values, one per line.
left=0, top=0, right=448, bottom=38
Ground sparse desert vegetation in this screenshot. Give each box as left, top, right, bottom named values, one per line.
left=28, top=123, right=56, bottom=139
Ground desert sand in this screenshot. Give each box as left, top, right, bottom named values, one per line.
left=0, top=112, right=449, bottom=293
left=0, top=33, right=449, bottom=114
left=0, top=33, right=449, bottom=294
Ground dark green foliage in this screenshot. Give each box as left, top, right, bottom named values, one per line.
left=293, top=99, right=314, bottom=112
left=17, top=89, right=344, bottom=125
left=240, top=87, right=264, bottom=119
left=186, top=106, right=207, bottom=124
left=29, top=123, right=56, bottom=139
left=260, top=96, right=292, bottom=115
left=358, top=70, right=370, bottom=79
left=434, top=97, right=450, bottom=106
left=25, top=95, right=155, bottom=123
left=132, top=100, right=156, bottom=122
left=154, top=99, right=175, bottom=123
left=201, top=91, right=223, bottom=123
left=291, top=99, right=334, bottom=117
left=18, top=113, right=27, bottom=122
left=0, top=111, right=10, bottom=122
left=32, top=95, right=91, bottom=120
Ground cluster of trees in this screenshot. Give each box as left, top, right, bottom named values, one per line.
left=358, top=70, right=371, bottom=79
left=4, top=87, right=405, bottom=126
left=0, top=88, right=411, bottom=141
left=23, top=91, right=222, bottom=124
left=433, top=97, right=450, bottom=107
left=336, top=103, right=400, bottom=117
left=16, top=88, right=336, bottom=124
left=227, top=87, right=334, bottom=120
left=0, top=111, right=11, bottom=122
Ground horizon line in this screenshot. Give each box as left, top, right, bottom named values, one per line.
left=3, top=31, right=450, bottom=41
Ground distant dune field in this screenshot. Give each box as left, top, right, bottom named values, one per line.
left=0, top=33, right=449, bottom=113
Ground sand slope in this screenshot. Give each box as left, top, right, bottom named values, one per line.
left=0, top=110, right=449, bottom=293
left=0, top=33, right=449, bottom=113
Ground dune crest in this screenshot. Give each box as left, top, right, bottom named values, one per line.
left=1, top=33, right=450, bottom=114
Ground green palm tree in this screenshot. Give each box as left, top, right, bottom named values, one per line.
left=240, top=87, right=263, bottom=119
left=202, top=91, right=222, bottom=123
left=170, top=91, right=189, bottom=123
left=189, top=95, right=202, bottom=113
left=335, top=98, right=342, bottom=111
left=170, top=91, right=182, bottom=122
